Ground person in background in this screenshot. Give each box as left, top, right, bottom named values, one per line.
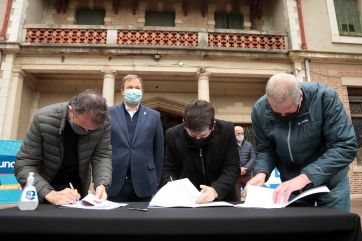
left=161, top=99, right=239, bottom=204
left=15, top=89, right=112, bottom=205
left=108, top=74, right=164, bottom=202
left=234, top=125, right=256, bottom=201
left=247, top=73, right=357, bottom=212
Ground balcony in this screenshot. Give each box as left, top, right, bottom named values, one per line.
left=22, top=26, right=287, bottom=55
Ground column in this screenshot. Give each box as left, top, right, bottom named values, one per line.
left=197, top=67, right=210, bottom=101
left=102, top=71, right=115, bottom=106
left=3, top=69, right=24, bottom=139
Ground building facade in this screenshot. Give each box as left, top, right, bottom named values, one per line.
left=0, top=0, right=361, bottom=196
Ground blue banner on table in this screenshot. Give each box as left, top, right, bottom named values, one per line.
left=0, top=140, right=22, bottom=204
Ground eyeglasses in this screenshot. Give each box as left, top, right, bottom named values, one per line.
left=185, top=127, right=213, bottom=139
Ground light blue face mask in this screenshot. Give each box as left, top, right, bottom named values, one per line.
left=124, top=89, right=143, bottom=104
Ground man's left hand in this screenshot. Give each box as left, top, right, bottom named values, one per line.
left=95, top=185, right=107, bottom=201
left=196, top=185, right=218, bottom=204
left=273, top=174, right=312, bottom=204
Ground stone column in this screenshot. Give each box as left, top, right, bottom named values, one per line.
left=102, top=71, right=116, bottom=106
left=4, top=69, right=24, bottom=139
left=197, top=67, right=211, bottom=101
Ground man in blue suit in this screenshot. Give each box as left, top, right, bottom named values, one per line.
left=108, top=74, right=164, bottom=202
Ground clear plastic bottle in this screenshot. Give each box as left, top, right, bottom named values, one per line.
left=18, top=172, right=39, bottom=210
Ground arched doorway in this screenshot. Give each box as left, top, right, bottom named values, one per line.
left=142, top=97, right=184, bottom=133
left=157, top=109, right=183, bottom=132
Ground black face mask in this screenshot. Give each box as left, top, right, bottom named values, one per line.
left=184, top=129, right=214, bottom=148
left=273, top=99, right=302, bottom=123
left=274, top=111, right=299, bottom=122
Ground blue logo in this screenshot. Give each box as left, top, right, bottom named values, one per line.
left=25, top=190, right=36, bottom=200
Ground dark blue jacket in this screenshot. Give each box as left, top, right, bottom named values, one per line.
left=251, top=82, right=357, bottom=189
left=108, top=104, right=164, bottom=198
left=238, top=140, right=256, bottom=176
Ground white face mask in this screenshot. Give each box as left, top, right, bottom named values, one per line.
left=236, top=135, right=244, bottom=143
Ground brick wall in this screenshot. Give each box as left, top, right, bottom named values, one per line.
left=45, top=0, right=274, bottom=30
left=310, top=62, right=362, bottom=195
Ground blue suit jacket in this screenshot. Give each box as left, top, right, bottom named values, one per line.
left=108, top=104, right=164, bottom=198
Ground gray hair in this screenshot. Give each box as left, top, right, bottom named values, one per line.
left=234, top=125, right=243, bottom=131
left=120, top=74, right=143, bottom=90
left=266, top=73, right=301, bottom=105
left=69, top=89, right=108, bottom=125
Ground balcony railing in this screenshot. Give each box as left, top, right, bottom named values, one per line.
left=24, top=27, right=286, bottom=50
left=26, top=28, right=107, bottom=44
left=208, top=32, right=285, bottom=50
left=118, top=30, right=198, bottom=47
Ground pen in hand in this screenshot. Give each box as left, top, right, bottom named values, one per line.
left=69, top=182, right=79, bottom=201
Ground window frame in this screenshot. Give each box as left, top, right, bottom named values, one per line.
left=75, top=9, right=106, bottom=25
left=214, top=12, right=244, bottom=30
left=144, top=11, right=176, bottom=27
left=326, top=0, right=362, bottom=44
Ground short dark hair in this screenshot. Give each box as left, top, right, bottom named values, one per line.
left=183, top=100, right=215, bottom=132
left=120, top=74, right=143, bottom=90
left=69, top=89, right=108, bottom=125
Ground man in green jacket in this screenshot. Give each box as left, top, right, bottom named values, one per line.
left=247, top=73, right=357, bottom=212
left=15, top=90, right=112, bottom=205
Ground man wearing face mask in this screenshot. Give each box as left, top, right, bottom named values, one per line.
left=161, top=100, right=239, bottom=204
left=247, top=73, right=357, bottom=212
left=15, top=90, right=112, bottom=205
left=234, top=125, right=256, bottom=201
left=108, top=74, right=164, bottom=202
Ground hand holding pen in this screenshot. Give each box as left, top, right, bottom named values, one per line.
left=69, top=182, right=80, bottom=202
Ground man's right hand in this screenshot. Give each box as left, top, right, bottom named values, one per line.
left=244, top=173, right=266, bottom=192
left=45, top=188, right=81, bottom=205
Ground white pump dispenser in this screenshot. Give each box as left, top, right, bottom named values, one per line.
left=18, top=172, right=39, bottom=210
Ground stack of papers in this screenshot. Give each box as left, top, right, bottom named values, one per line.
left=149, top=178, right=234, bottom=208
left=235, top=185, right=330, bottom=208
left=60, top=193, right=127, bottom=210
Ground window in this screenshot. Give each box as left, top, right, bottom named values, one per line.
left=334, top=0, right=362, bottom=36
left=350, top=101, right=362, bottom=165
left=75, top=9, right=105, bottom=25
left=145, top=11, right=175, bottom=27
left=215, top=13, right=243, bottom=29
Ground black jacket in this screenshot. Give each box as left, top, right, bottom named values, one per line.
left=161, top=120, right=239, bottom=201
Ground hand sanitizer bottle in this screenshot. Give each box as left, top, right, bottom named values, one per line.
left=18, top=172, right=39, bottom=210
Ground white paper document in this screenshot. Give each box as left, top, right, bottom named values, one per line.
left=60, top=193, right=127, bottom=210
left=149, top=178, right=234, bottom=208
left=235, top=185, right=330, bottom=208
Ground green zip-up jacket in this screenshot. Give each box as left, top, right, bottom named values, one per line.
left=15, top=102, right=112, bottom=202
left=252, top=82, right=357, bottom=189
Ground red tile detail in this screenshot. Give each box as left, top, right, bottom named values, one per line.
left=25, top=28, right=107, bottom=44
left=208, top=32, right=285, bottom=50
left=118, top=30, right=198, bottom=47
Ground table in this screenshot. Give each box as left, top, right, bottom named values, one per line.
left=0, top=203, right=360, bottom=241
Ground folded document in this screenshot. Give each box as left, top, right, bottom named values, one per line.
left=149, top=178, right=234, bottom=208
left=60, top=193, right=127, bottom=210
left=235, top=185, right=330, bottom=208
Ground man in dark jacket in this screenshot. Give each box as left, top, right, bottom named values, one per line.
left=161, top=100, right=239, bottom=203
left=15, top=90, right=112, bottom=205
left=108, top=74, right=164, bottom=202
left=247, top=73, right=357, bottom=212
left=234, top=125, right=256, bottom=201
